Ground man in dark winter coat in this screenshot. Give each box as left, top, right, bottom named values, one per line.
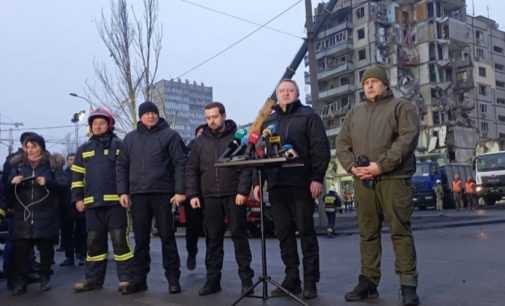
left=186, top=102, right=254, bottom=296
left=117, top=101, right=186, bottom=294
left=71, top=108, right=134, bottom=294
left=335, top=65, right=420, bottom=306
left=253, top=79, right=331, bottom=300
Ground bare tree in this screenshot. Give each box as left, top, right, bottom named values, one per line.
left=86, top=0, right=163, bottom=131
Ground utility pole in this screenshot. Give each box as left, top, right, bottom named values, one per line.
left=0, top=121, right=24, bottom=154
left=305, top=0, right=320, bottom=111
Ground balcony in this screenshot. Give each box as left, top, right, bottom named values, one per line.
left=319, top=84, right=354, bottom=100
left=316, top=41, right=353, bottom=60
left=317, top=62, right=354, bottom=81
left=316, top=22, right=352, bottom=40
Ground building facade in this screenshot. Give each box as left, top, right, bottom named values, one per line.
left=307, top=0, right=505, bottom=193
left=149, top=78, right=212, bottom=143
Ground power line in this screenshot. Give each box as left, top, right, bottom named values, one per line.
left=9, top=124, right=87, bottom=132
left=179, top=0, right=304, bottom=39
left=176, top=0, right=303, bottom=78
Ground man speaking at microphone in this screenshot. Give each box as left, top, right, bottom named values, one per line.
left=253, top=79, right=330, bottom=299
left=186, top=102, right=254, bottom=296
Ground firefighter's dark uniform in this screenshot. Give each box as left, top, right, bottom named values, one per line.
left=71, top=133, right=133, bottom=286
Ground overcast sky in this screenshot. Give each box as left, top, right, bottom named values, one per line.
left=1, top=0, right=504, bottom=162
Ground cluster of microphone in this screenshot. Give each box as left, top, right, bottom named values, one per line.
left=218, top=124, right=299, bottom=162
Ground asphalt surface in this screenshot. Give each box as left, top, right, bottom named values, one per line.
left=1, top=208, right=505, bottom=306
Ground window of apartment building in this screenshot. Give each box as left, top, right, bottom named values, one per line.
left=427, top=2, right=434, bottom=18
left=477, top=48, right=484, bottom=58
left=429, top=64, right=437, bottom=82
left=479, top=85, right=488, bottom=96
left=481, top=121, right=489, bottom=132
left=357, top=28, right=365, bottom=40
left=433, top=111, right=440, bottom=125
left=475, top=30, right=482, bottom=42
left=496, top=64, right=505, bottom=71
left=498, top=115, right=505, bottom=123
left=429, top=43, right=436, bottom=61
left=494, top=46, right=504, bottom=53
left=358, top=49, right=367, bottom=61
left=479, top=67, right=487, bottom=77
left=497, top=81, right=505, bottom=88
left=356, top=7, right=365, bottom=19
left=341, top=77, right=350, bottom=85
left=359, top=70, right=365, bottom=81
left=481, top=103, right=488, bottom=113
left=498, top=98, right=505, bottom=105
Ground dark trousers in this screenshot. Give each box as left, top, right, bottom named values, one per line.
left=269, top=187, right=319, bottom=285
left=84, top=205, right=133, bottom=284
left=183, top=200, right=203, bottom=257
left=12, top=239, right=54, bottom=285
left=326, top=211, right=336, bottom=230
left=63, top=212, right=87, bottom=260
left=131, top=193, right=181, bottom=284
left=202, top=196, right=254, bottom=284
left=354, top=179, right=418, bottom=287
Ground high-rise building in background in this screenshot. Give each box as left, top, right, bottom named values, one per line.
left=149, top=78, right=212, bottom=143
left=306, top=0, right=505, bottom=191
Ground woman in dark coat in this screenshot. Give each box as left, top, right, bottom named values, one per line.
left=8, top=134, right=63, bottom=295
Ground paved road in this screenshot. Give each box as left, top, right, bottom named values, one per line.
left=1, top=219, right=504, bottom=305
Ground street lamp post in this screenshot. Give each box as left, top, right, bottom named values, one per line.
left=71, top=110, right=86, bottom=151
left=69, top=92, right=97, bottom=111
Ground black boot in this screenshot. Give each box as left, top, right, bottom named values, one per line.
left=121, top=281, right=148, bottom=295
left=73, top=280, right=103, bottom=293
left=40, top=276, right=51, bottom=292
left=12, top=283, right=27, bottom=296
left=302, top=282, right=317, bottom=300
left=271, top=279, right=301, bottom=297
left=198, top=281, right=221, bottom=296
left=169, top=280, right=182, bottom=294
left=344, top=275, right=379, bottom=302
left=401, top=286, right=419, bottom=306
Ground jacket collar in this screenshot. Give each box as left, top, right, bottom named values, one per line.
left=273, top=99, right=302, bottom=115
left=202, top=120, right=237, bottom=139
left=137, top=117, right=169, bottom=133
left=365, top=88, right=394, bottom=104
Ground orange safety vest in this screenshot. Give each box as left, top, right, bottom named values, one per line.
left=452, top=179, right=463, bottom=193
left=465, top=181, right=476, bottom=194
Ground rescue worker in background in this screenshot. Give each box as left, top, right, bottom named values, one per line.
left=182, top=125, right=205, bottom=271
left=464, top=176, right=477, bottom=210
left=322, top=189, right=341, bottom=236
left=117, top=101, right=186, bottom=294
left=434, top=179, right=444, bottom=211
left=451, top=174, right=464, bottom=210
left=60, top=153, right=86, bottom=267
left=71, top=108, right=134, bottom=294
left=186, top=102, right=254, bottom=296
left=253, top=79, right=331, bottom=300
left=8, top=134, right=64, bottom=295
left=335, top=65, right=420, bottom=306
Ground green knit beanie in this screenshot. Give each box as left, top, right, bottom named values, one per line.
left=362, top=65, right=389, bottom=86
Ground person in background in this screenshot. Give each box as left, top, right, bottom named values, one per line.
left=451, top=174, right=464, bottom=210
left=434, top=179, right=444, bottom=212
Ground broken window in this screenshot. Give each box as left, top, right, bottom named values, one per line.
left=429, top=43, right=436, bottom=61
left=479, top=67, right=487, bottom=77
left=357, top=28, right=365, bottom=40
left=429, top=64, right=437, bottom=82
left=494, top=46, right=504, bottom=53
left=497, top=98, right=505, bottom=105
left=356, top=7, right=365, bottom=19
left=433, top=111, right=440, bottom=125
left=497, top=81, right=505, bottom=88
left=479, top=85, right=488, bottom=96
left=427, top=2, right=434, bottom=18
left=341, top=77, right=350, bottom=85
left=359, top=70, right=365, bottom=81
left=498, top=115, right=505, bottom=122
left=496, top=64, right=505, bottom=71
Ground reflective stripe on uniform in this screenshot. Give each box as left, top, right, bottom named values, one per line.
left=84, top=196, right=94, bottom=205
left=86, top=253, right=107, bottom=262
left=82, top=150, right=95, bottom=159
left=0, top=209, right=5, bottom=217
left=71, top=181, right=85, bottom=189
left=71, top=164, right=86, bottom=174
left=116, top=149, right=120, bottom=156
left=104, top=194, right=120, bottom=201
left=113, top=251, right=133, bottom=262
left=104, top=149, right=109, bottom=155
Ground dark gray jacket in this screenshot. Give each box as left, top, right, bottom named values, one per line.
left=117, top=118, right=186, bottom=195
left=186, top=120, right=251, bottom=199
left=335, top=90, right=419, bottom=178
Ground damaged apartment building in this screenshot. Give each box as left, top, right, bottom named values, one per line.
left=306, top=0, right=505, bottom=191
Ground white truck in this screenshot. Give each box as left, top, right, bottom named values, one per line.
left=475, top=151, right=505, bottom=206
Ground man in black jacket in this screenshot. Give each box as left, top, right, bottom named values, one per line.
left=253, top=79, right=330, bottom=299
left=117, top=101, right=186, bottom=294
left=186, top=102, right=254, bottom=296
